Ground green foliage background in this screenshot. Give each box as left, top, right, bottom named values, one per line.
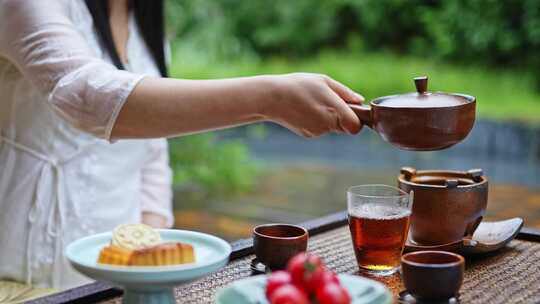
left=168, top=133, right=260, bottom=196
left=166, top=0, right=540, bottom=84
left=164, top=0, right=540, bottom=196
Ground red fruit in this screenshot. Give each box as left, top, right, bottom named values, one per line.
left=287, top=253, right=324, bottom=289
left=266, top=271, right=292, bottom=299
left=270, top=284, right=309, bottom=304
left=316, top=283, right=351, bottom=304
left=311, top=270, right=340, bottom=291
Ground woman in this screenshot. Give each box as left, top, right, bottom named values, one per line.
left=0, top=0, right=363, bottom=290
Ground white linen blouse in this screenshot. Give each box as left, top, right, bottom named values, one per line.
left=0, top=0, right=174, bottom=289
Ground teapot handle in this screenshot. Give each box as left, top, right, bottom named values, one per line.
left=348, top=104, right=373, bottom=128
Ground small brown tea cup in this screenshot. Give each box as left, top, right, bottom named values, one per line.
left=253, top=223, right=308, bottom=270
left=401, top=251, right=464, bottom=301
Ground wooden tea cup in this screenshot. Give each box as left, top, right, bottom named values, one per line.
left=401, top=251, right=464, bottom=301
left=253, top=224, right=308, bottom=270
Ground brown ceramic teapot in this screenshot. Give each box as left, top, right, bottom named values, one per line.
left=349, top=76, right=475, bottom=151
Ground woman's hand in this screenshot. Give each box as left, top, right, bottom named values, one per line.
left=263, top=73, right=364, bottom=138
left=141, top=212, right=169, bottom=229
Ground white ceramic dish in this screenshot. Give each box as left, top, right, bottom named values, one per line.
left=65, top=229, right=231, bottom=304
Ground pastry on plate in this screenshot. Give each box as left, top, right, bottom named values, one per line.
left=97, top=245, right=132, bottom=266
left=111, top=223, right=161, bottom=250
left=130, top=242, right=195, bottom=266
left=97, top=224, right=196, bottom=266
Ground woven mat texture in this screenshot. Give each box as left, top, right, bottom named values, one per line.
left=99, top=226, right=540, bottom=304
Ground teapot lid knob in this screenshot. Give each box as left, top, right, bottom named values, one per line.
left=414, top=76, right=428, bottom=94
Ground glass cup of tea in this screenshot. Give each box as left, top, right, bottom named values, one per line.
left=347, top=184, right=412, bottom=276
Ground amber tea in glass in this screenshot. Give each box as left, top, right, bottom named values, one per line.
left=347, top=185, right=412, bottom=276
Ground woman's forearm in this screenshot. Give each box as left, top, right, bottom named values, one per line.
left=112, top=73, right=363, bottom=140
left=111, top=75, right=275, bottom=139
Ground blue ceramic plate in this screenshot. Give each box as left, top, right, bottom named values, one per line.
left=65, top=229, right=231, bottom=289
left=215, top=274, right=392, bottom=304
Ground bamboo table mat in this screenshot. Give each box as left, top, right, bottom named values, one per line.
left=99, top=226, right=540, bottom=303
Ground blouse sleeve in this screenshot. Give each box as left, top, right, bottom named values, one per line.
left=0, top=0, right=145, bottom=140
left=140, top=138, right=174, bottom=228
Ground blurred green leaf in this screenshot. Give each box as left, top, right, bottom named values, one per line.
left=168, top=133, right=261, bottom=197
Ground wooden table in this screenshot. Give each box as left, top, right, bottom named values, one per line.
left=28, top=211, right=540, bottom=304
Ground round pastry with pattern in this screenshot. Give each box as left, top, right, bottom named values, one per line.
left=111, top=224, right=161, bottom=250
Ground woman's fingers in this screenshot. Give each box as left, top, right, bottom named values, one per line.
left=326, top=90, right=363, bottom=134
left=141, top=212, right=168, bottom=228
left=324, top=76, right=364, bottom=104
left=270, top=73, right=364, bottom=138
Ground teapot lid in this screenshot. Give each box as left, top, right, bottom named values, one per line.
left=399, top=167, right=487, bottom=189
left=373, top=76, right=474, bottom=108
